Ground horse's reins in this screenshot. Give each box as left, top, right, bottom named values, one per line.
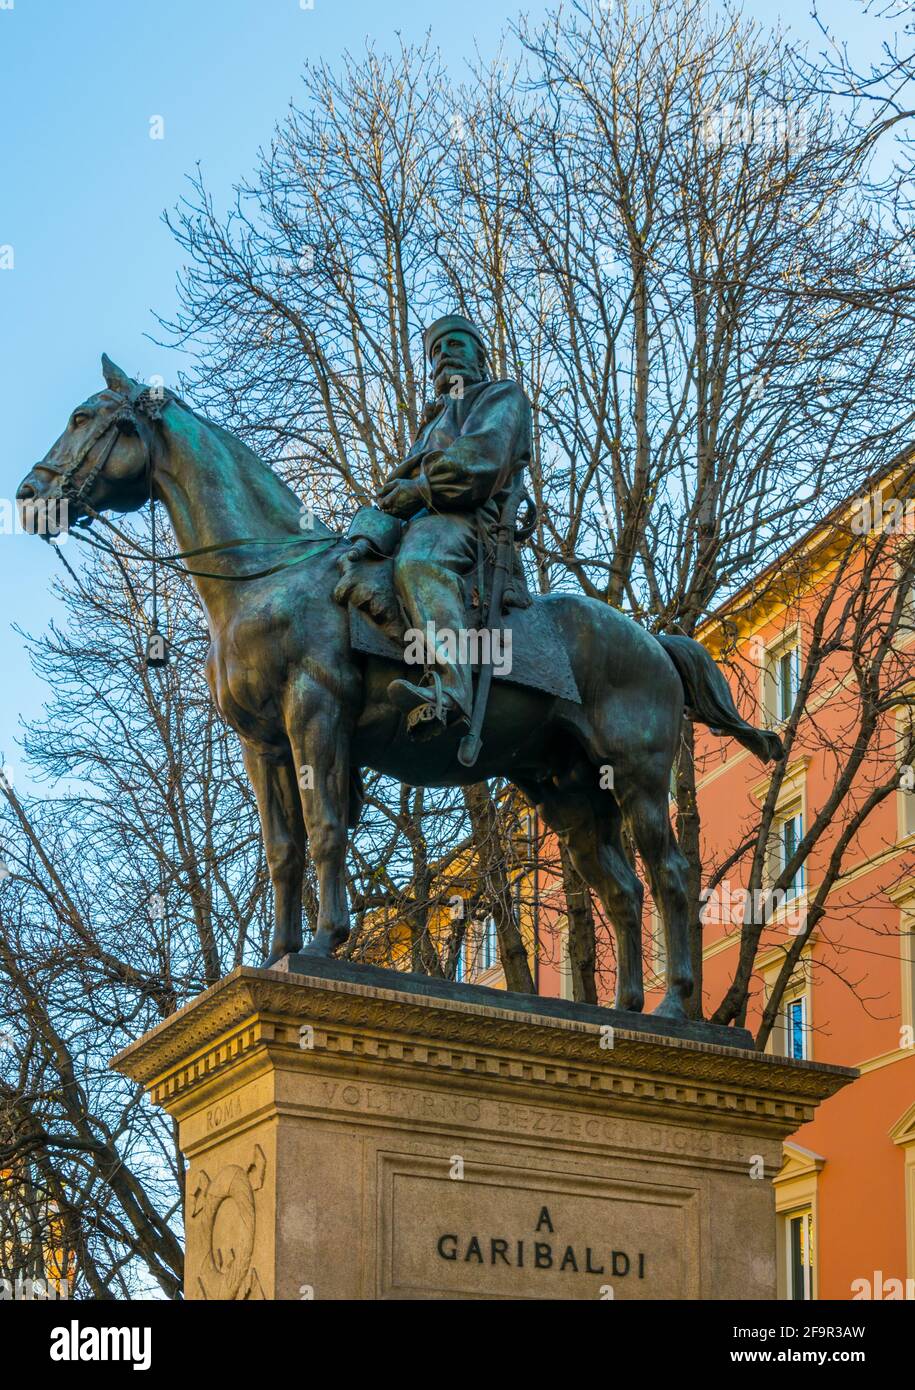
left=69, top=512, right=339, bottom=582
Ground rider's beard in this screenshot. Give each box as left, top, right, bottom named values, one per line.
left=434, top=360, right=481, bottom=398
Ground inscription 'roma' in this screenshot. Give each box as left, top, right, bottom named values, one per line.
left=205, top=1095, right=242, bottom=1131
left=435, top=1205, right=646, bottom=1279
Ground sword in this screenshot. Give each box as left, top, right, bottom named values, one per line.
left=457, top=479, right=527, bottom=769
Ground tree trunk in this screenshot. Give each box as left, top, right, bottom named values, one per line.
left=463, top=784, right=535, bottom=993
left=674, top=721, right=704, bottom=1019
left=559, top=840, right=598, bottom=1003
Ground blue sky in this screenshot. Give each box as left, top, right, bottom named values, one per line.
left=0, top=0, right=886, bottom=791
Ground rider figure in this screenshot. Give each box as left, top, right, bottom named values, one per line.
left=378, top=313, right=533, bottom=736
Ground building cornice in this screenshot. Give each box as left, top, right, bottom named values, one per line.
left=696, top=448, right=915, bottom=651
left=111, top=966, right=856, bottom=1140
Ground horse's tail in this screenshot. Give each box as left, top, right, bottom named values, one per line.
left=657, top=633, right=783, bottom=764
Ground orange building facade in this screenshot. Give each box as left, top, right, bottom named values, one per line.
left=683, top=496, right=915, bottom=1301
left=454, top=488, right=915, bottom=1300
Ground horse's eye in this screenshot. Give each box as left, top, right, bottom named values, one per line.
left=71, top=413, right=89, bottom=429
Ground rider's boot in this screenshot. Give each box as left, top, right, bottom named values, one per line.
left=388, top=669, right=471, bottom=740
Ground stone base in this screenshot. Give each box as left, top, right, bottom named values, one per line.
left=111, top=962, right=854, bottom=1301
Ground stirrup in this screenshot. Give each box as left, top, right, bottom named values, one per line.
left=405, top=671, right=446, bottom=733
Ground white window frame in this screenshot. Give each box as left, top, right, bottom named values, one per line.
left=772, top=980, right=812, bottom=1061
left=558, top=922, right=573, bottom=1001
left=897, top=705, right=915, bottom=843
left=767, top=805, right=806, bottom=904
left=649, top=905, right=667, bottom=985
left=779, top=809, right=806, bottom=902
left=759, top=946, right=813, bottom=1061
left=785, top=993, right=808, bottom=1061
left=763, top=629, right=801, bottom=729
left=899, top=904, right=915, bottom=1041
left=785, top=1206, right=815, bottom=1301
left=480, top=914, right=497, bottom=972
left=774, top=1145, right=823, bottom=1301
left=894, top=555, right=915, bottom=635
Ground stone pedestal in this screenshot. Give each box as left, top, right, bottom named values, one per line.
left=111, top=961, right=854, bottom=1301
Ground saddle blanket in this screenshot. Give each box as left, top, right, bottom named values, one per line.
left=349, top=601, right=582, bottom=704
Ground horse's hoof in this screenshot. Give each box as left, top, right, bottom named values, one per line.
left=300, top=940, right=332, bottom=959
left=262, top=946, right=297, bottom=969
left=614, top=993, right=644, bottom=1013
left=300, top=929, right=347, bottom=959
left=651, top=993, right=689, bottom=1022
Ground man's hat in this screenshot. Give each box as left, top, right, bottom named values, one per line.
left=423, top=313, right=488, bottom=362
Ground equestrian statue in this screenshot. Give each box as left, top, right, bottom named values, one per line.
left=17, top=315, right=782, bottom=1021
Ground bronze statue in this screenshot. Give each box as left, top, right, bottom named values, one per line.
left=375, top=313, right=532, bottom=738
left=17, top=330, right=781, bottom=1022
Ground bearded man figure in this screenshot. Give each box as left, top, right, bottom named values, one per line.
left=375, top=313, right=533, bottom=737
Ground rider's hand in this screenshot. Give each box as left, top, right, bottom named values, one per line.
left=340, top=537, right=375, bottom=567
left=377, top=478, right=423, bottom=518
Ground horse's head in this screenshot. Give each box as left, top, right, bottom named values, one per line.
left=17, top=355, right=168, bottom=535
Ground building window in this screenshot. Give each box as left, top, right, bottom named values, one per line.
left=770, top=809, right=805, bottom=901
left=786, top=995, right=808, bottom=1060
left=454, top=942, right=465, bottom=983
left=781, top=811, right=804, bottom=900
left=650, top=907, right=667, bottom=982
left=767, top=976, right=811, bottom=1061
left=901, top=911, right=915, bottom=1039
left=559, top=925, right=573, bottom=1000
left=786, top=1208, right=815, bottom=1300
left=901, top=776, right=915, bottom=841
left=897, top=711, right=915, bottom=840
left=889, top=1103, right=915, bottom=1285
left=898, top=562, right=915, bottom=631
left=764, top=637, right=800, bottom=727
left=480, top=914, right=497, bottom=972
left=774, top=988, right=810, bottom=1061
left=776, top=648, right=800, bottom=721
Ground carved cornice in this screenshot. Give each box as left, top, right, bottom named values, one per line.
left=111, top=966, right=855, bottom=1133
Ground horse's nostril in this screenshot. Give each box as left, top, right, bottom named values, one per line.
left=16, top=483, right=36, bottom=501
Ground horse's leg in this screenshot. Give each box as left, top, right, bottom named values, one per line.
left=617, top=777, right=693, bottom=1021
left=574, top=793, right=646, bottom=1011
left=286, top=693, right=352, bottom=958
left=566, top=663, right=689, bottom=1016
left=241, top=743, right=306, bottom=967
left=515, top=776, right=645, bottom=1011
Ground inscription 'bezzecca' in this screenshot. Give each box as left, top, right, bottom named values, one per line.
left=436, top=1205, right=646, bottom=1279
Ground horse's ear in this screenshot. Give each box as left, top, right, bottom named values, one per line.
left=101, top=354, right=135, bottom=395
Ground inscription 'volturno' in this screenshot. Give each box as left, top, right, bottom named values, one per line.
left=436, top=1205, right=646, bottom=1279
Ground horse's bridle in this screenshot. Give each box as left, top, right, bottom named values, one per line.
left=36, top=384, right=340, bottom=583
left=39, top=386, right=163, bottom=516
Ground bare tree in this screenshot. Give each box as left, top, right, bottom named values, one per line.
left=517, top=1, right=915, bottom=1007
left=9, top=4, right=915, bottom=1301
left=702, top=459, right=915, bottom=1045
left=0, top=543, right=270, bottom=1295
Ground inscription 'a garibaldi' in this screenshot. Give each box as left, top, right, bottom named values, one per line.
left=435, top=1206, right=646, bottom=1279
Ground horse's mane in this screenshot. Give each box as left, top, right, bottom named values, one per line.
left=165, top=390, right=339, bottom=540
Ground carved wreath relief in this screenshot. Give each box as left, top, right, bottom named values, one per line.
left=191, top=1144, right=267, bottom=1300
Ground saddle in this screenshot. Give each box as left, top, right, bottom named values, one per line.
left=332, top=506, right=581, bottom=704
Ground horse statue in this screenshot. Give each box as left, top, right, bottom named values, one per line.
left=17, top=357, right=782, bottom=1021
